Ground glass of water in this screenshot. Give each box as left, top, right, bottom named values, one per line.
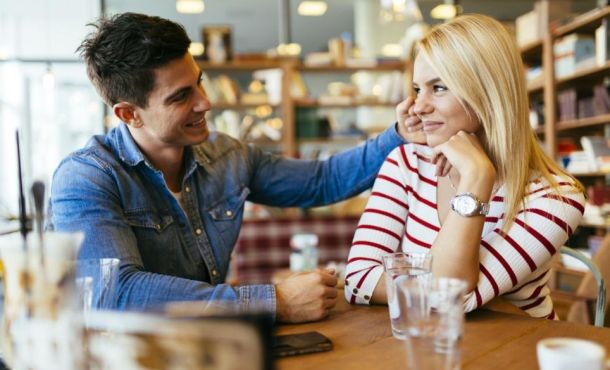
left=381, top=252, right=432, bottom=340
left=398, top=277, right=466, bottom=370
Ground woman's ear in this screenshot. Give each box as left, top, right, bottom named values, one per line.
left=113, top=102, right=142, bottom=127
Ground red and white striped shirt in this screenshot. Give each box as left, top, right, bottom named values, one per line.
left=345, top=144, right=585, bottom=318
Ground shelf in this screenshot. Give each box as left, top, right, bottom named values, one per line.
left=580, top=221, right=610, bottom=229
left=556, top=114, right=610, bottom=131
left=197, top=60, right=283, bottom=70
left=297, top=61, right=405, bottom=72
left=556, top=61, right=610, bottom=87
left=520, top=39, right=543, bottom=61
left=527, top=79, right=544, bottom=93
left=553, top=6, right=610, bottom=38
left=211, top=102, right=280, bottom=110
left=294, top=99, right=398, bottom=108
left=569, top=171, right=610, bottom=177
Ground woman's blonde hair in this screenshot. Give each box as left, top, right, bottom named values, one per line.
left=417, top=14, right=584, bottom=228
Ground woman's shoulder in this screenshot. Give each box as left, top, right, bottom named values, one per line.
left=388, top=143, right=434, bottom=164
left=525, top=171, right=585, bottom=202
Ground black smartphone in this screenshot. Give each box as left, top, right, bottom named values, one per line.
left=272, top=331, right=333, bottom=357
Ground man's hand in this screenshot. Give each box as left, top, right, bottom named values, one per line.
left=396, top=96, right=426, bottom=144
left=275, top=269, right=338, bottom=323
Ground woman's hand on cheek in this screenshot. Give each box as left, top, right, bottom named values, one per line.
left=432, top=131, right=495, bottom=179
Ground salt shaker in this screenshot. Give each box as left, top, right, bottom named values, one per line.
left=289, top=233, right=319, bottom=272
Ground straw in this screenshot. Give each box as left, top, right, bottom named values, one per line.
left=15, top=130, right=28, bottom=247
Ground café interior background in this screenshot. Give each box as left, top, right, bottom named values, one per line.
left=0, top=0, right=597, bottom=220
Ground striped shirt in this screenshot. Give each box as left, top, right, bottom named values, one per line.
left=345, top=144, right=585, bottom=318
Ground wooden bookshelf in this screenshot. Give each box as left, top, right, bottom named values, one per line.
left=211, top=102, right=280, bottom=110
left=556, top=113, right=610, bottom=131
left=297, top=61, right=405, bottom=72
left=519, top=39, right=543, bottom=62
left=294, top=99, right=398, bottom=108
left=197, top=59, right=406, bottom=158
left=556, top=61, right=610, bottom=88
left=553, top=6, right=610, bottom=38
left=197, top=60, right=283, bottom=70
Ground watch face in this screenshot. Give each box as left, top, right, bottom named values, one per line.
left=453, top=194, right=478, bottom=216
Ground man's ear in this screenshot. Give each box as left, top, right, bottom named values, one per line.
left=113, top=102, right=142, bottom=127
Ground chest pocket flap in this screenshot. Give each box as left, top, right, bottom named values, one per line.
left=208, top=187, right=250, bottom=221
left=125, top=210, right=174, bottom=233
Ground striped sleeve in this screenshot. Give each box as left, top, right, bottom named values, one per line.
left=344, top=145, right=411, bottom=305
left=463, top=182, right=585, bottom=317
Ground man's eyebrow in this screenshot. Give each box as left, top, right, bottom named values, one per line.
left=163, top=70, right=203, bottom=105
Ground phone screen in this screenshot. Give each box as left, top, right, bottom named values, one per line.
left=272, top=331, right=333, bottom=357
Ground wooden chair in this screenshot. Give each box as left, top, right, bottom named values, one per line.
left=563, top=237, right=610, bottom=327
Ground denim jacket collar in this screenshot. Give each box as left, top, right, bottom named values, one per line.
left=113, top=123, right=219, bottom=174
left=114, top=123, right=147, bottom=167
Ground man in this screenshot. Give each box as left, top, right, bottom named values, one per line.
left=49, top=13, right=422, bottom=323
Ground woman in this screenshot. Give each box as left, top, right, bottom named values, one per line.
left=345, top=14, right=585, bottom=318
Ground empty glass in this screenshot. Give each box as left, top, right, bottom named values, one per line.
left=399, top=277, right=467, bottom=370
left=381, top=252, right=432, bottom=339
left=75, top=258, right=120, bottom=313
left=0, top=232, right=85, bottom=370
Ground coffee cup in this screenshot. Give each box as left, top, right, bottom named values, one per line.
left=537, top=337, right=607, bottom=370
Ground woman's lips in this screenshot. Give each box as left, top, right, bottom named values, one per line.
left=423, top=121, right=443, bottom=133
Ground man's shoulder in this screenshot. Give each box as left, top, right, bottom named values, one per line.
left=192, top=131, right=246, bottom=163
left=57, top=133, right=121, bottom=173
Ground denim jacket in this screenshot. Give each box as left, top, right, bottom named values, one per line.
left=48, top=123, right=405, bottom=318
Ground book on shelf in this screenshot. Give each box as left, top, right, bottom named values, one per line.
left=581, top=135, right=610, bottom=172
left=553, top=34, right=596, bottom=79
left=515, top=0, right=571, bottom=47
left=595, top=18, right=610, bottom=66
left=593, top=83, right=610, bottom=115
left=557, top=88, right=577, bottom=121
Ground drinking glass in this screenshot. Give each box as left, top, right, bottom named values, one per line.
left=0, top=232, right=84, bottom=370
left=381, top=252, right=432, bottom=339
left=75, top=258, right=120, bottom=313
left=398, top=277, right=466, bottom=370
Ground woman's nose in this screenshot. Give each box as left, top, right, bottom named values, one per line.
left=413, top=95, right=432, bottom=118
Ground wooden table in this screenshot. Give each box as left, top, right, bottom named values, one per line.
left=276, top=299, right=610, bottom=370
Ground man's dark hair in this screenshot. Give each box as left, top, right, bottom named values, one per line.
left=77, top=13, right=191, bottom=108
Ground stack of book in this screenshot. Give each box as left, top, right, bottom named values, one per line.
left=557, top=88, right=577, bottom=121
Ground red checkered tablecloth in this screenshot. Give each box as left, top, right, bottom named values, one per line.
left=232, top=216, right=360, bottom=284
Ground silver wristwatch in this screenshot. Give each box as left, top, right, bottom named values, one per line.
left=450, top=192, right=490, bottom=217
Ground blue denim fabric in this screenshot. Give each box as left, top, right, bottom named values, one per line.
left=48, top=123, right=405, bottom=318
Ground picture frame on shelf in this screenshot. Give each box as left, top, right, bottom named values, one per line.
left=201, top=25, right=232, bottom=64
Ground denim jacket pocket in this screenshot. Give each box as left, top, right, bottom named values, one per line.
left=125, top=210, right=175, bottom=233
left=208, top=187, right=250, bottom=221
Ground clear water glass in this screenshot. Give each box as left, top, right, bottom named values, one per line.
left=381, top=252, right=432, bottom=340
left=399, top=277, right=466, bottom=370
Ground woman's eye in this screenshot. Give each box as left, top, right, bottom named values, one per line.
left=434, top=85, right=448, bottom=93
left=413, top=87, right=421, bottom=95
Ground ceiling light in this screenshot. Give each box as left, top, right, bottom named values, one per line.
left=189, top=42, right=204, bottom=56
left=430, top=3, right=461, bottom=20
left=298, top=1, right=327, bottom=16
left=176, top=0, right=205, bottom=14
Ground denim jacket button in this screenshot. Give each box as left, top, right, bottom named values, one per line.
left=185, top=186, right=190, bottom=193
left=225, top=210, right=233, bottom=217
left=155, top=224, right=161, bottom=230
left=211, top=269, right=218, bottom=276
left=195, top=228, right=203, bottom=235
